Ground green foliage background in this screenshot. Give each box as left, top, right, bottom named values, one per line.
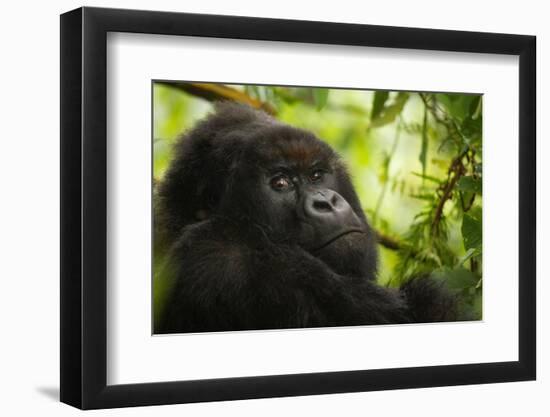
left=153, top=83, right=483, bottom=321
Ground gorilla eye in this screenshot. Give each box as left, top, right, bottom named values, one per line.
left=309, top=170, right=325, bottom=183
left=270, top=175, right=293, bottom=191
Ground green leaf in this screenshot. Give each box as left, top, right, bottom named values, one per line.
left=436, top=94, right=479, bottom=121
left=471, top=96, right=483, bottom=120
left=461, top=115, right=482, bottom=147
left=456, top=248, right=477, bottom=267
left=313, top=88, right=329, bottom=111
left=457, top=176, right=482, bottom=194
left=371, top=93, right=409, bottom=127
left=410, top=193, right=435, bottom=201
left=462, top=213, right=482, bottom=251
left=411, top=172, right=442, bottom=184
left=272, top=87, right=300, bottom=104
left=469, top=206, right=482, bottom=221
left=379, top=152, right=391, bottom=183
left=371, top=91, right=389, bottom=121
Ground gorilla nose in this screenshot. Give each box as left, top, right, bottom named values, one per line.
left=306, top=190, right=347, bottom=216
left=303, top=189, right=363, bottom=243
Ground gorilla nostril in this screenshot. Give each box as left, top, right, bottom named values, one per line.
left=312, top=199, right=333, bottom=212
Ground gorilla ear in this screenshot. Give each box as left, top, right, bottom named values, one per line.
left=155, top=134, right=219, bottom=244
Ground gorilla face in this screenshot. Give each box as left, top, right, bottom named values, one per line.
left=252, top=142, right=363, bottom=247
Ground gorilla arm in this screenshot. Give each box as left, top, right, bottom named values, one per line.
left=157, top=220, right=411, bottom=333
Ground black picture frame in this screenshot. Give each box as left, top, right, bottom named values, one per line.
left=60, top=6, right=536, bottom=410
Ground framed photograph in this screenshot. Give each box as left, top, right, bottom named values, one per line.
left=60, top=6, right=536, bottom=409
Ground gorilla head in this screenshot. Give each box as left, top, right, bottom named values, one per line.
left=157, top=102, right=378, bottom=279
left=155, top=102, right=459, bottom=333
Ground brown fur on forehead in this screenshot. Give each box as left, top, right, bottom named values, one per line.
left=257, top=125, right=335, bottom=168
left=279, top=138, right=327, bottom=165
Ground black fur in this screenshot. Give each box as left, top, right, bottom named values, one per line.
left=156, top=102, right=459, bottom=333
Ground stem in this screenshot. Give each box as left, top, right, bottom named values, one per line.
left=372, top=121, right=402, bottom=226
left=431, top=150, right=467, bottom=236
left=157, top=81, right=277, bottom=114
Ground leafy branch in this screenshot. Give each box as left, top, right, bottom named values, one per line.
left=431, top=150, right=467, bottom=236
left=418, top=93, right=481, bottom=236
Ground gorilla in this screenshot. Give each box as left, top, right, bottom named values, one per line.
left=155, top=102, right=459, bottom=334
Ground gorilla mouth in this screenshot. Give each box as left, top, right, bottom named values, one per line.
left=313, top=228, right=364, bottom=251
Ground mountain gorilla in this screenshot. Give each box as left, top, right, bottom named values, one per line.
left=155, top=102, right=459, bottom=333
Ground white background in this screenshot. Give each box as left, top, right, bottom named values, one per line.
left=0, top=0, right=546, bottom=416
left=108, top=34, right=519, bottom=384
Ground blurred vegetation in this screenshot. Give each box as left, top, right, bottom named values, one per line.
left=153, top=82, right=483, bottom=321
